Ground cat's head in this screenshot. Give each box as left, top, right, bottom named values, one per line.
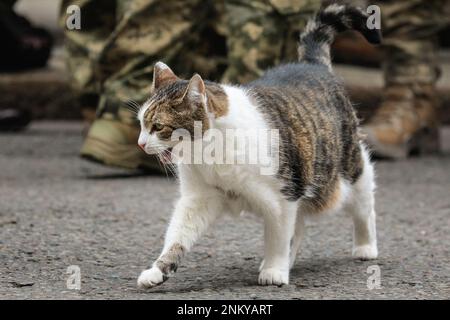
left=137, top=62, right=214, bottom=159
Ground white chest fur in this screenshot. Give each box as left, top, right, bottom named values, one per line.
left=176, top=84, right=285, bottom=217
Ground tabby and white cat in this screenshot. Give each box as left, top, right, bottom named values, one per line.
left=136, top=4, right=381, bottom=288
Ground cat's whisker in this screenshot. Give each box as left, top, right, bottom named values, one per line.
left=165, top=151, right=179, bottom=178
left=157, top=149, right=176, bottom=180
left=162, top=149, right=178, bottom=178
left=123, top=105, right=138, bottom=115
left=166, top=164, right=178, bottom=178
left=122, top=99, right=142, bottom=116
left=124, top=100, right=138, bottom=108
left=126, top=98, right=141, bottom=107
left=154, top=151, right=169, bottom=179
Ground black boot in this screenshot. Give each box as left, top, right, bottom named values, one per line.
left=0, top=108, right=31, bottom=131
left=0, top=2, right=53, bottom=71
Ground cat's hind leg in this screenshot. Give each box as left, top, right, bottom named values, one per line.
left=346, top=148, right=378, bottom=260
left=289, top=213, right=305, bottom=269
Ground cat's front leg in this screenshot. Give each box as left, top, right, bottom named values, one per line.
left=258, top=201, right=297, bottom=286
left=137, top=194, right=223, bottom=289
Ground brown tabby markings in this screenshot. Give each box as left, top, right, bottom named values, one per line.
left=301, top=180, right=342, bottom=214
left=143, top=81, right=228, bottom=140
left=145, top=68, right=363, bottom=214
left=205, top=82, right=229, bottom=118
left=155, top=243, right=186, bottom=277
left=248, top=64, right=363, bottom=209
left=215, top=186, right=239, bottom=200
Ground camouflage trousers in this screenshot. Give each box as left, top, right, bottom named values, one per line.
left=61, top=0, right=320, bottom=118
left=61, top=0, right=227, bottom=120
left=222, top=0, right=319, bottom=83
left=378, top=0, right=450, bottom=88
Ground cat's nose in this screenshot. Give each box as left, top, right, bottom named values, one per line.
left=138, top=142, right=146, bottom=150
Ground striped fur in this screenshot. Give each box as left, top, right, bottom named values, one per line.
left=298, top=3, right=381, bottom=69
left=136, top=4, right=379, bottom=289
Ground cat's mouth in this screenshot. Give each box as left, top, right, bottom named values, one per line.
left=158, top=148, right=173, bottom=164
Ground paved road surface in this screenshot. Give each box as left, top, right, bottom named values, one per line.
left=1, top=122, right=449, bottom=299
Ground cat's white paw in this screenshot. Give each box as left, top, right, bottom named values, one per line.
left=352, top=244, right=378, bottom=260
left=137, top=267, right=165, bottom=289
left=258, top=268, right=289, bottom=286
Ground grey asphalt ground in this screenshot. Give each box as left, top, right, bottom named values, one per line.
left=0, top=121, right=449, bottom=299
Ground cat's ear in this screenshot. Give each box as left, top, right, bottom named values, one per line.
left=185, top=74, right=206, bottom=105
left=152, top=62, right=178, bottom=91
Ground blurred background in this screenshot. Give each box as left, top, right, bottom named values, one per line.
left=1, top=0, right=449, bottom=300
left=2, top=1, right=449, bottom=121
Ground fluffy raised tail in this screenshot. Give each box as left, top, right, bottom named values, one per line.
left=298, top=3, right=381, bottom=69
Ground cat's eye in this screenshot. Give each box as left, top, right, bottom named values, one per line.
left=153, top=123, right=164, bottom=131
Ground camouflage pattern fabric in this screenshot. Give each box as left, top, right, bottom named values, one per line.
left=60, top=0, right=226, bottom=122
left=221, top=0, right=320, bottom=83
left=61, top=0, right=320, bottom=118
left=378, top=0, right=450, bottom=88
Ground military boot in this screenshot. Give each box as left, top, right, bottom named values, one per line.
left=362, top=84, right=440, bottom=159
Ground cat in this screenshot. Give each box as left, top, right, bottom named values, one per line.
left=136, top=3, right=381, bottom=288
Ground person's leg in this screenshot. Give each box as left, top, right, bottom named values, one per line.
left=0, top=0, right=53, bottom=71
left=0, top=0, right=53, bottom=131
left=363, top=0, right=448, bottom=158
left=221, top=0, right=319, bottom=84
left=221, top=0, right=285, bottom=84
left=62, top=0, right=156, bottom=169
left=62, top=0, right=217, bottom=171
left=60, top=0, right=114, bottom=127
left=275, top=0, right=319, bottom=65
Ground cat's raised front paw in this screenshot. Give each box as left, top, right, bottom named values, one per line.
left=258, top=268, right=289, bottom=286
left=137, top=267, right=166, bottom=289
